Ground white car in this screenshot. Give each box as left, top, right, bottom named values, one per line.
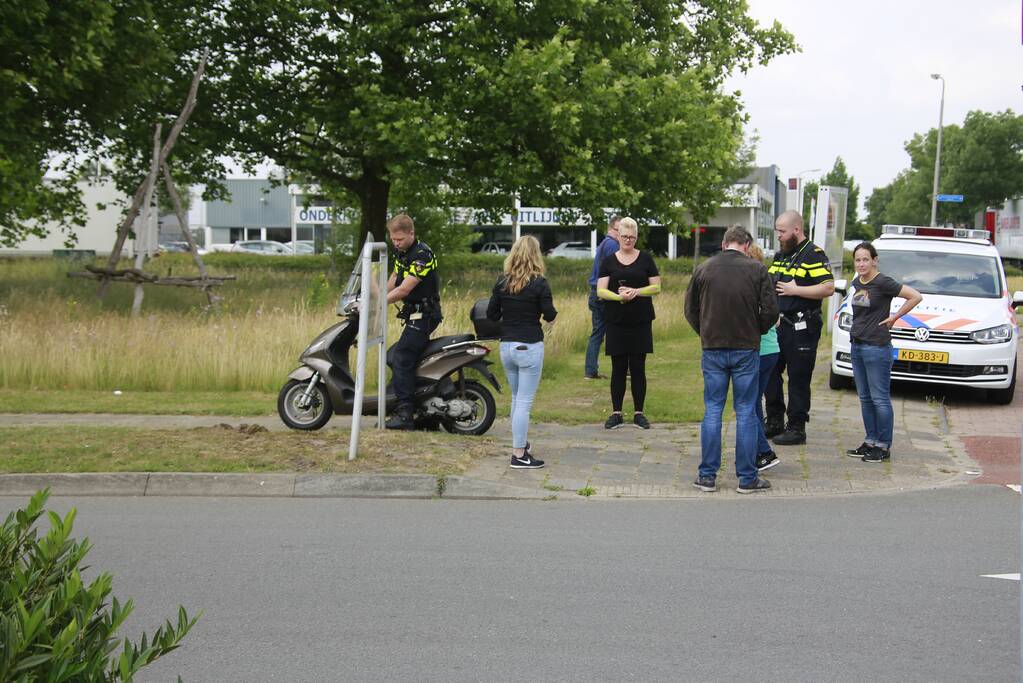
left=479, top=241, right=512, bottom=255
left=830, top=225, right=1023, bottom=404
left=547, top=241, right=592, bottom=259
left=230, top=240, right=293, bottom=255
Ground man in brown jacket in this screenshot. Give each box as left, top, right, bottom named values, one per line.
left=684, top=226, right=778, bottom=493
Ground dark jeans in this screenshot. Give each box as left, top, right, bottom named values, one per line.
left=388, top=313, right=441, bottom=411
left=756, top=352, right=779, bottom=454
left=585, top=286, right=606, bottom=376
left=851, top=342, right=895, bottom=448
left=699, top=348, right=759, bottom=486
left=765, top=316, right=822, bottom=428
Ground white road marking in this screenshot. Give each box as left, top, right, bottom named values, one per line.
left=1006, top=484, right=1021, bottom=494
left=980, top=573, right=1020, bottom=581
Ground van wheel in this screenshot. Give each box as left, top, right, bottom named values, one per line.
left=987, top=365, right=1016, bottom=405
left=829, top=368, right=853, bottom=390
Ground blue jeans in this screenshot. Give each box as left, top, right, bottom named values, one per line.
left=755, top=353, right=779, bottom=454
left=851, top=342, right=894, bottom=448
left=500, top=341, right=545, bottom=449
left=699, top=349, right=760, bottom=486
left=585, top=287, right=605, bottom=376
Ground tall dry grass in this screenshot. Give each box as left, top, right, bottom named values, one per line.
left=0, top=256, right=690, bottom=393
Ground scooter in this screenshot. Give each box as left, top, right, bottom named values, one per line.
left=277, top=267, right=501, bottom=435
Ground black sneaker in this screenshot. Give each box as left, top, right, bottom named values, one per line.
left=756, top=451, right=780, bottom=471
left=633, top=413, right=651, bottom=429
left=584, top=373, right=606, bottom=380
left=764, top=418, right=785, bottom=439
left=772, top=427, right=806, bottom=446
left=693, top=476, right=717, bottom=492
left=510, top=453, right=545, bottom=469
left=862, top=446, right=891, bottom=463
left=385, top=410, right=415, bottom=430
left=604, top=413, right=624, bottom=430
left=737, top=477, right=772, bottom=494
left=846, top=442, right=871, bottom=458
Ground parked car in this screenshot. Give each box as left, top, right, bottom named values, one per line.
left=230, top=240, right=293, bottom=255
left=158, top=241, right=207, bottom=255
left=479, top=241, right=512, bottom=255
left=288, top=240, right=316, bottom=255
left=831, top=225, right=1023, bottom=404
left=547, top=241, right=592, bottom=259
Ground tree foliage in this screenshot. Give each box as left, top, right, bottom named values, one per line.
left=200, top=0, right=796, bottom=243
left=0, top=489, right=198, bottom=681
left=867, top=109, right=1023, bottom=228
left=0, top=1, right=228, bottom=247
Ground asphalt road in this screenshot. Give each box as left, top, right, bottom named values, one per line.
left=2, top=487, right=1018, bottom=682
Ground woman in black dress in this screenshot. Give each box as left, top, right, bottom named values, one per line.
left=595, top=217, right=662, bottom=429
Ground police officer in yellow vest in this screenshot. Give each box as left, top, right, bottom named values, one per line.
left=764, top=210, right=834, bottom=445
left=385, top=214, right=442, bottom=430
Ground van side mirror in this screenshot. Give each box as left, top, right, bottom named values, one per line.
left=1012, top=291, right=1023, bottom=309
left=834, top=278, right=848, bottom=296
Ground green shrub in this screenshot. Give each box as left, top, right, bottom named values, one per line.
left=0, top=489, right=199, bottom=681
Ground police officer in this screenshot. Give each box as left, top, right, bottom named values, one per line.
left=764, top=210, right=834, bottom=445
left=384, top=213, right=441, bottom=430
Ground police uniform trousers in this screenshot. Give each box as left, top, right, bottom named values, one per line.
left=765, top=314, right=822, bottom=428
left=388, top=311, right=442, bottom=411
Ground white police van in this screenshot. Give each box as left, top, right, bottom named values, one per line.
left=830, top=225, right=1023, bottom=404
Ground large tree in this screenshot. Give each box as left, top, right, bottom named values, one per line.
left=201, top=0, right=796, bottom=243
left=867, top=109, right=1023, bottom=228
left=0, top=1, right=229, bottom=247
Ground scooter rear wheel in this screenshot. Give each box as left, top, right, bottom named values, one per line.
left=278, top=379, right=333, bottom=430
left=440, top=380, right=496, bottom=436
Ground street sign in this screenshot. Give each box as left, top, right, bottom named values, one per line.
left=936, top=194, right=964, bottom=203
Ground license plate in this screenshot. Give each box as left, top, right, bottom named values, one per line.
left=896, top=349, right=949, bottom=364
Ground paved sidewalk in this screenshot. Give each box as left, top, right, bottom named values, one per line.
left=468, top=384, right=966, bottom=498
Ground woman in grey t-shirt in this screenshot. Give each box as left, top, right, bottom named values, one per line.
left=845, top=242, right=922, bottom=463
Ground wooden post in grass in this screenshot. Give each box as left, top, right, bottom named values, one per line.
left=131, top=124, right=162, bottom=318
left=99, top=49, right=209, bottom=299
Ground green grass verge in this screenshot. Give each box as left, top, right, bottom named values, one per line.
left=0, top=426, right=496, bottom=475
left=0, top=390, right=275, bottom=416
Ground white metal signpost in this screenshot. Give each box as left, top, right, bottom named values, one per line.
left=348, top=236, right=390, bottom=461
left=811, top=186, right=849, bottom=335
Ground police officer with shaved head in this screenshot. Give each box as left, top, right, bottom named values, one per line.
left=764, top=210, right=835, bottom=445
left=385, top=213, right=441, bottom=430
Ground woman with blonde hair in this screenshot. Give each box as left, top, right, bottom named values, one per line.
left=596, top=217, right=661, bottom=429
left=486, top=235, right=558, bottom=469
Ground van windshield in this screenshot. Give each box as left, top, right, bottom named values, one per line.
left=878, top=250, right=1002, bottom=298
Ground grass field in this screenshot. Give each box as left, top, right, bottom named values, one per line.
left=0, top=255, right=706, bottom=424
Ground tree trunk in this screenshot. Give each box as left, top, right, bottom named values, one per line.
left=357, top=169, right=390, bottom=250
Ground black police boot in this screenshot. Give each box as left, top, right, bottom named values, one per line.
left=772, top=423, right=806, bottom=446
left=385, top=405, right=415, bottom=430
left=764, top=416, right=785, bottom=439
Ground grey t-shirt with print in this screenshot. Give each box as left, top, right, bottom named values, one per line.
left=850, top=273, right=902, bottom=346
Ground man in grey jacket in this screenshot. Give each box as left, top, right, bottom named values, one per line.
left=684, top=226, right=778, bottom=493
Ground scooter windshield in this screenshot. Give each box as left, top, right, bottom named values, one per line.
left=336, top=257, right=364, bottom=317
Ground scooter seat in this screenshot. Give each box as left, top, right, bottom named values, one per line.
left=421, top=334, right=475, bottom=358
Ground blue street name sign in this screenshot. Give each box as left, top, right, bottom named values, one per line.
left=936, top=194, right=964, bottom=203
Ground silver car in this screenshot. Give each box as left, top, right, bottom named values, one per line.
left=547, top=241, right=592, bottom=259
left=230, top=240, right=294, bottom=255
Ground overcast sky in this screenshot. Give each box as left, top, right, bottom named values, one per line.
left=731, top=0, right=1021, bottom=208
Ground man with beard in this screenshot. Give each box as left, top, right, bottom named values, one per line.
left=764, top=210, right=834, bottom=446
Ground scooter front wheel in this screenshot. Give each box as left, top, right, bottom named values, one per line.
left=440, top=380, right=496, bottom=436
left=278, top=379, right=333, bottom=430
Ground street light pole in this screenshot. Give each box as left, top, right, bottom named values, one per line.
left=930, top=73, right=945, bottom=227
left=795, top=168, right=821, bottom=216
